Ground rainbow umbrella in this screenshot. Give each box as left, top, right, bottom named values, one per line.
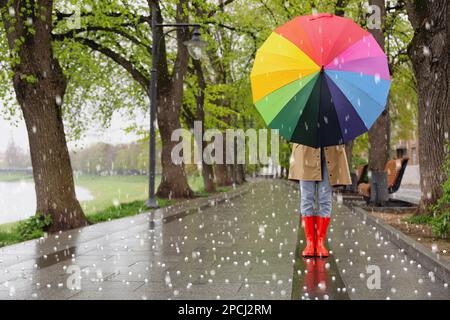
left=250, top=13, right=391, bottom=147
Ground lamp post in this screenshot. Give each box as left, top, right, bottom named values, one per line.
left=146, top=2, right=207, bottom=208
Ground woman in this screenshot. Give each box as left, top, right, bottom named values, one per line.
left=288, top=144, right=351, bottom=258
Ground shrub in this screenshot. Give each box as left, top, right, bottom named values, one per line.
left=428, top=142, right=450, bottom=238
left=14, top=214, right=52, bottom=241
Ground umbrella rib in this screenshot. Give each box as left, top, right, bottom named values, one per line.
left=326, top=70, right=390, bottom=105
left=252, top=71, right=318, bottom=104
left=289, top=79, right=320, bottom=147
left=268, top=73, right=320, bottom=141
left=326, top=73, right=387, bottom=128
left=325, top=56, right=390, bottom=79
left=321, top=74, right=345, bottom=146
left=324, top=74, right=369, bottom=143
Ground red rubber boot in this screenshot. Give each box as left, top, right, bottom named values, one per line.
left=316, top=217, right=330, bottom=258
left=301, top=216, right=315, bottom=257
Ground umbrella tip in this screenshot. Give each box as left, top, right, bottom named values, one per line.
left=320, top=65, right=324, bottom=73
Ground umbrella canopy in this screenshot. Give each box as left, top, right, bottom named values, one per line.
left=250, top=13, right=391, bottom=147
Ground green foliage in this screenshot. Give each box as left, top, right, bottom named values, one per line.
left=428, top=142, right=450, bottom=237
left=405, top=214, right=432, bottom=225
left=406, top=143, right=450, bottom=238
left=88, top=199, right=174, bottom=224
left=14, top=214, right=52, bottom=241
left=389, top=63, right=418, bottom=145
left=71, top=142, right=152, bottom=175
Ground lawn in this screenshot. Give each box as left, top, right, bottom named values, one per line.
left=0, top=171, right=33, bottom=182
left=0, top=172, right=223, bottom=246
left=0, top=172, right=206, bottom=216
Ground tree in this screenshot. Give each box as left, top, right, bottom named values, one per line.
left=366, top=0, right=391, bottom=205
left=193, top=58, right=216, bottom=192
left=0, top=0, right=88, bottom=231
left=52, top=0, right=244, bottom=198
left=405, top=0, right=450, bottom=213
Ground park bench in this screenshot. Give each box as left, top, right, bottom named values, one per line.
left=356, top=164, right=368, bottom=186
left=358, top=157, right=409, bottom=203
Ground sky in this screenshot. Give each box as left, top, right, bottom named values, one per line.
left=0, top=111, right=148, bottom=153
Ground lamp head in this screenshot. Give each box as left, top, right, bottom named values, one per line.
left=183, top=26, right=208, bottom=60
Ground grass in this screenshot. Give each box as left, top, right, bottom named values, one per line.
left=405, top=214, right=433, bottom=225
left=87, top=198, right=175, bottom=224
left=0, top=173, right=238, bottom=247
left=0, top=172, right=32, bottom=182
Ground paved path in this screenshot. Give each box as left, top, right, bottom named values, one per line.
left=0, top=180, right=448, bottom=300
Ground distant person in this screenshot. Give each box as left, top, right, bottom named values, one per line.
left=289, top=144, right=351, bottom=257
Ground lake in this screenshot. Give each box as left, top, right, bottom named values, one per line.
left=0, top=181, right=94, bottom=224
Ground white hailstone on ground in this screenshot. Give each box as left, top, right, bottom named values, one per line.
left=318, top=281, right=326, bottom=290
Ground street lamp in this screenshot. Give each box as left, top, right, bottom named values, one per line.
left=183, top=26, right=208, bottom=61
left=146, top=2, right=207, bottom=208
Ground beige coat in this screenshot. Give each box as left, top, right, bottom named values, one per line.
left=288, top=143, right=352, bottom=186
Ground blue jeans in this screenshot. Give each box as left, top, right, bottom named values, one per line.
left=299, top=152, right=332, bottom=217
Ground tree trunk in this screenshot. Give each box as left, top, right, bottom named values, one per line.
left=405, top=0, right=450, bottom=213
left=154, top=0, right=194, bottom=198
left=193, top=59, right=216, bottom=193
left=367, top=0, right=391, bottom=206
left=214, top=132, right=233, bottom=187
left=0, top=0, right=88, bottom=231
left=215, top=164, right=231, bottom=186
left=236, top=164, right=246, bottom=184
left=156, top=91, right=194, bottom=198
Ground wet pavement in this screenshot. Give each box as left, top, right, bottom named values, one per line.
left=0, top=180, right=448, bottom=300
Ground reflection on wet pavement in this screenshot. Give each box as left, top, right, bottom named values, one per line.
left=291, top=221, right=349, bottom=300
left=0, top=179, right=448, bottom=300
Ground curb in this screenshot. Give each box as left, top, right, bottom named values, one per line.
left=351, top=205, right=450, bottom=285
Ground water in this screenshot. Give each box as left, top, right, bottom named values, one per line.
left=0, top=181, right=94, bottom=224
